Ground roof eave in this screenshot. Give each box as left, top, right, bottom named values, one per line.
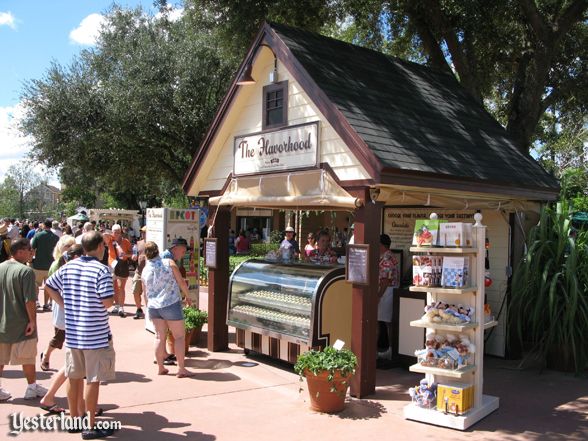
left=380, top=167, right=560, bottom=201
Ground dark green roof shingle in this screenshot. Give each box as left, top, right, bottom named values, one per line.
left=270, top=22, right=559, bottom=194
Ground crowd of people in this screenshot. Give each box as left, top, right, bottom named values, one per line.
left=0, top=217, right=195, bottom=439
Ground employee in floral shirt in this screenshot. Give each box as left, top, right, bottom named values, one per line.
left=306, top=230, right=337, bottom=264
left=377, top=234, right=399, bottom=360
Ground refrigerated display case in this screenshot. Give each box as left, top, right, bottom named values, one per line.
left=228, top=259, right=352, bottom=363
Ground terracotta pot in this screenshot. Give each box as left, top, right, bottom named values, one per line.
left=190, top=326, right=202, bottom=346
left=184, top=328, right=195, bottom=354
left=304, top=370, right=352, bottom=413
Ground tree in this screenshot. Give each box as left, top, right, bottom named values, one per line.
left=0, top=176, right=21, bottom=218
left=3, top=162, right=41, bottom=218
left=197, top=0, right=587, bottom=154
left=19, top=5, right=236, bottom=208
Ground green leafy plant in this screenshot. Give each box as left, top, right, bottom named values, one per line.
left=509, top=200, right=588, bottom=373
left=183, top=306, right=208, bottom=331
left=294, top=346, right=357, bottom=384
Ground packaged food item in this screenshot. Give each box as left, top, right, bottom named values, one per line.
left=441, top=256, right=469, bottom=288
left=439, top=222, right=473, bottom=247
left=436, top=382, right=474, bottom=415
left=409, top=379, right=437, bottom=409
left=412, top=219, right=443, bottom=246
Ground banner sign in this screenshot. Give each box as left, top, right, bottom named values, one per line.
left=233, top=122, right=319, bottom=176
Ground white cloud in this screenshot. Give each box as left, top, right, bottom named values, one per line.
left=155, top=6, right=184, bottom=22
left=0, top=11, right=16, bottom=29
left=69, top=13, right=105, bottom=46
left=0, top=104, right=59, bottom=185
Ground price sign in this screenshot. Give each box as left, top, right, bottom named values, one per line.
left=346, top=244, right=370, bottom=285
left=204, top=238, right=217, bottom=269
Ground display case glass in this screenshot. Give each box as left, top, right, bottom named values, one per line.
left=228, top=259, right=341, bottom=344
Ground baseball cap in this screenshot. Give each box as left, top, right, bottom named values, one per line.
left=171, top=238, right=191, bottom=249
left=285, top=226, right=295, bottom=233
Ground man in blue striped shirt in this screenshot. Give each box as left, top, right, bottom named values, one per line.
left=45, top=231, right=117, bottom=439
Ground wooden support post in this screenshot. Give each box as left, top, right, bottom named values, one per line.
left=207, top=206, right=230, bottom=352
left=348, top=188, right=381, bottom=398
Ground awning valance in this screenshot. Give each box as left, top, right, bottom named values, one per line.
left=375, top=185, right=540, bottom=212
left=209, top=169, right=359, bottom=209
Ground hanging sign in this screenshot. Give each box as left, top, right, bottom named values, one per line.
left=346, top=244, right=370, bottom=285
left=233, top=121, right=319, bottom=176
left=204, top=238, right=217, bottom=269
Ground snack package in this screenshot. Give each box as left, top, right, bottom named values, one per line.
left=441, top=256, right=469, bottom=288
left=412, top=219, right=443, bottom=247
left=439, top=222, right=473, bottom=247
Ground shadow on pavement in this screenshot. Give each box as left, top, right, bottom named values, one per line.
left=337, top=399, right=388, bottom=420
left=179, top=372, right=241, bottom=382
left=104, top=370, right=152, bottom=384
left=2, top=369, right=54, bottom=381
left=101, top=410, right=216, bottom=440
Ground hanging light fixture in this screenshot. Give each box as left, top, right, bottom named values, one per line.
left=236, top=43, right=278, bottom=86
left=236, top=62, right=255, bottom=85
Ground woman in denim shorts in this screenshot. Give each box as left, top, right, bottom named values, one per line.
left=141, top=242, right=193, bottom=378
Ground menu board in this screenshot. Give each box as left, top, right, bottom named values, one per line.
left=383, top=209, right=475, bottom=281
left=204, top=238, right=217, bottom=269
left=346, top=244, right=370, bottom=285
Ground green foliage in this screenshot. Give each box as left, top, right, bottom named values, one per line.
left=269, top=230, right=283, bottom=244
left=509, top=199, right=588, bottom=373
left=249, top=242, right=279, bottom=256
left=182, top=306, right=208, bottom=331
left=20, top=5, right=236, bottom=204
left=229, top=255, right=251, bottom=274
left=0, top=176, right=21, bottom=218
left=294, top=346, right=357, bottom=381
left=163, top=191, right=190, bottom=209
left=560, top=168, right=588, bottom=212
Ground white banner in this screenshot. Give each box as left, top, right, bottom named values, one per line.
left=233, top=122, right=319, bottom=176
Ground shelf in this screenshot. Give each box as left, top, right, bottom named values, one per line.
left=409, top=363, right=475, bottom=379
left=484, top=320, right=498, bottom=330
left=403, top=395, right=499, bottom=430
left=410, top=246, right=477, bottom=254
left=230, top=305, right=311, bottom=327
left=410, top=319, right=477, bottom=332
left=409, top=286, right=477, bottom=294
left=239, top=293, right=311, bottom=316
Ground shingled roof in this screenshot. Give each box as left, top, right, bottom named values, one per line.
left=268, top=22, right=559, bottom=198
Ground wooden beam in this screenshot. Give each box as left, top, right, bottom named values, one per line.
left=207, top=206, right=230, bottom=351
left=348, top=187, right=381, bottom=397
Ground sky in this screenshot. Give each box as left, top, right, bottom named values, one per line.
left=0, top=0, right=160, bottom=185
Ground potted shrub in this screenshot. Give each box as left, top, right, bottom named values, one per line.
left=183, top=306, right=208, bottom=354
left=294, top=346, right=357, bottom=413
left=167, top=307, right=208, bottom=355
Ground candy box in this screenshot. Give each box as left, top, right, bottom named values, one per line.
left=413, top=255, right=436, bottom=287
left=441, top=256, right=469, bottom=288
left=439, top=222, right=473, bottom=247
left=412, top=219, right=443, bottom=247
left=436, top=382, right=474, bottom=415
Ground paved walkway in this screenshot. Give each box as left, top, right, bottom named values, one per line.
left=1, top=287, right=586, bottom=440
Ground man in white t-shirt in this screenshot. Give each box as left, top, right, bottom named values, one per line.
left=75, top=222, right=94, bottom=244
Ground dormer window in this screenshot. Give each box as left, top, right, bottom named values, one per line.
left=262, top=80, right=288, bottom=130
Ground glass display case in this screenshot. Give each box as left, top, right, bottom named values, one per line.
left=228, top=259, right=351, bottom=362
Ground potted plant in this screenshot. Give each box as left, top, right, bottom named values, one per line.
left=167, top=307, right=208, bottom=355
left=183, top=306, right=208, bottom=352
left=294, top=346, right=357, bottom=413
